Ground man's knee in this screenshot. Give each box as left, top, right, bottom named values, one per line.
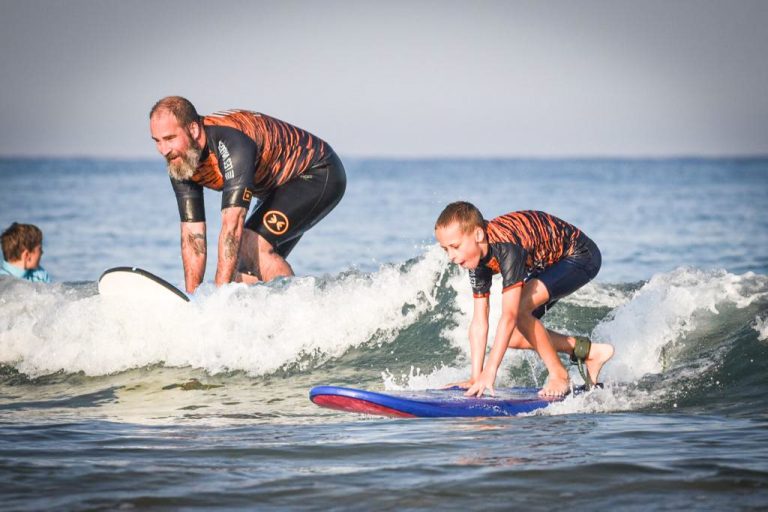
left=236, top=230, right=262, bottom=275
left=256, top=234, right=278, bottom=254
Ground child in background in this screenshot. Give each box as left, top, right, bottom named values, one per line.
left=0, top=222, right=51, bottom=283
left=434, top=202, right=613, bottom=397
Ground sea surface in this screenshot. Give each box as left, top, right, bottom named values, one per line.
left=1, top=157, right=767, bottom=511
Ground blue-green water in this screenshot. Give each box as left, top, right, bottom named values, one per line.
left=1, top=158, right=767, bottom=510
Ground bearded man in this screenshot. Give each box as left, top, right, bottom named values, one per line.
left=149, top=96, right=346, bottom=293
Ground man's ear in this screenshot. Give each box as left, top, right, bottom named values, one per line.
left=188, top=121, right=201, bottom=139
left=474, top=226, right=484, bottom=243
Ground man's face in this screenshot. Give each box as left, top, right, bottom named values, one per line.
left=150, top=111, right=201, bottom=180
left=435, top=221, right=485, bottom=270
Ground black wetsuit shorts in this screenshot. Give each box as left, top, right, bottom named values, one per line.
left=244, top=150, right=346, bottom=257
left=529, top=233, right=602, bottom=319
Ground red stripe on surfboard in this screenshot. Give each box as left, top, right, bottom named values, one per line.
left=311, top=394, right=416, bottom=418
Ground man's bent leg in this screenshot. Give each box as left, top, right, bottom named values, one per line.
left=236, top=228, right=294, bottom=284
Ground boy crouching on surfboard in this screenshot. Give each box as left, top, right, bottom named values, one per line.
left=434, top=202, right=614, bottom=397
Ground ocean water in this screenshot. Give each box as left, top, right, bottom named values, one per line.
left=1, top=157, right=767, bottom=510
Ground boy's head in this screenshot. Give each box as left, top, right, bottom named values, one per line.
left=1, top=223, right=44, bottom=269
left=434, top=202, right=487, bottom=269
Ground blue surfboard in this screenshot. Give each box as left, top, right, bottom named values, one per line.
left=309, top=385, right=573, bottom=418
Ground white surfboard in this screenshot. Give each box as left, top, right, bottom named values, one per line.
left=98, top=267, right=189, bottom=303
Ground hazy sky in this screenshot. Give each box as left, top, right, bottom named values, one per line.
left=1, top=0, right=767, bottom=158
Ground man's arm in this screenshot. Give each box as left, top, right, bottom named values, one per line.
left=180, top=221, right=207, bottom=293
left=214, top=206, right=247, bottom=286
left=465, top=285, right=522, bottom=397
left=205, top=126, right=257, bottom=286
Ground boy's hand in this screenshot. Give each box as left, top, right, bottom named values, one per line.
left=464, top=371, right=496, bottom=397
left=442, top=379, right=475, bottom=390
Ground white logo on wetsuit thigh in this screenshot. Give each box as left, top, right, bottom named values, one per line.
left=218, top=140, right=234, bottom=180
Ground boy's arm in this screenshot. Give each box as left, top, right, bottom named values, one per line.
left=468, top=296, right=491, bottom=382
left=465, top=285, right=522, bottom=397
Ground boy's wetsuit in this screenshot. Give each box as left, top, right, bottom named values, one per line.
left=469, top=211, right=601, bottom=318
left=170, top=110, right=346, bottom=257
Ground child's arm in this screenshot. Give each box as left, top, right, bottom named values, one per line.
left=465, top=285, right=522, bottom=397
left=468, top=296, right=491, bottom=383
left=444, top=296, right=490, bottom=389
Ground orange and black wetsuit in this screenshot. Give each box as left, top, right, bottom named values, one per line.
left=469, top=211, right=601, bottom=318
left=171, top=110, right=346, bottom=256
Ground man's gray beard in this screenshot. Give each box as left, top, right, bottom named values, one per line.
left=167, top=145, right=201, bottom=181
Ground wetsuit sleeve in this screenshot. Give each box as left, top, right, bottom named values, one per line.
left=170, top=177, right=205, bottom=222
left=496, top=243, right=528, bottom=292
left=208, top=125, right=258, bottom=211
left=469, top=265, right=493, bottom=298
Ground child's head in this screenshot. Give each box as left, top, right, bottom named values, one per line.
left=434, top=202, right=486, bottom=269
left=1, top=223, right=44, bottom=269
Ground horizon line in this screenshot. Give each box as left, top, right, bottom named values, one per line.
left=1, top=153, right=767, bottom=162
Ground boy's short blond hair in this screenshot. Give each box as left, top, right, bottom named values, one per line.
left=1, top=223, right=43, bottom=261
left=435, top=201, right=484, bottom=233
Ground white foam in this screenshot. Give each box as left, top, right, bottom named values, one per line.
left=0, top=247, right=449, bottom=378
left=754, top=315, right=768, bottom=342
left=382, top=365, right=468, bottom=391
left=562, top=281, right=634, bottom=309
left=535, top=383, right=653, bottom=416
left=595, top=267, right=768, bottom=382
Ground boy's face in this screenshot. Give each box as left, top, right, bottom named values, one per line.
left=435, top=221, right=486, bottom=270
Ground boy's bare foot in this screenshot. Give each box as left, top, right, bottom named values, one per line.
left=586, top=342, right=615, bottom=385
left=539, top=374, right=570, bottom=398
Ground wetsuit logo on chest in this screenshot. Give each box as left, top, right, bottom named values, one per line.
left=263, top=210, right=290, bottom=236
left=218, top=140, right=234, bottom=180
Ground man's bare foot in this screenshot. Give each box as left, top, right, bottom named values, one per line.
left=539, top=374, right=570, bottom=398
left=586, top=342, right=614, bottom=385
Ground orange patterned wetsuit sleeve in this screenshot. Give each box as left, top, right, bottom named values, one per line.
left=199, top=110, right=329, bottom=196
left=468, top=211, right=582, bottom=297
left=171, top=110, right=330, bottom=221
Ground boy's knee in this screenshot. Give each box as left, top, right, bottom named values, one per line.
left=516, top=312, right=537, bottom=336
left=518, top=295, right=539, bottom=318
left=507, top=335, right=528, bottom=349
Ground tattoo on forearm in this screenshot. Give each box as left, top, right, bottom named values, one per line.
left=223, top=233, right=238, bottom=261
left=184, top=233, right=206, bottom=256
